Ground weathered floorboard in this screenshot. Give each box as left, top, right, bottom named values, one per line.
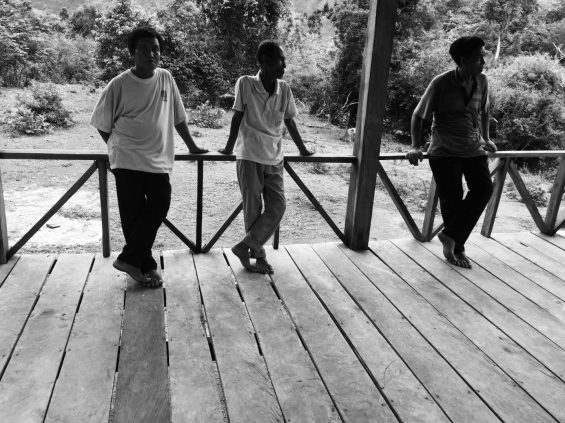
left=0, top=254, right=91, bottom=423
left=112, top=258, right=170, bottom=423
left=0, top=255, right=53, bottom=377
left=163, top=250, right=227, bottom=423
left=268, top=247, right=398, bottom=423
left=392, top=238, right=565, bottom=421
left=194, top=250, right=283, bottom=423
left=339, top=245, right=501, bottom=423
left=225, top=249, right=341, bottom=423
left=45, top=254, right=124, bottom=423
left=310, top=243, right=451, bottom=423
left=371, top=240, right=556, bottom=423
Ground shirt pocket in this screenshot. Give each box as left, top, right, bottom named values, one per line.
left=269, top=110, right=285, bottom=130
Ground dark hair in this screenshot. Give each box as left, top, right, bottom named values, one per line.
left=127, top=26, right=164, bottom=55
left=256, top=40, right=282, bottom=66
left=449, top=36, right=485, bottom=65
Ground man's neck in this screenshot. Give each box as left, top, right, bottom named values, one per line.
left=132, top=67, right=155, bottom=79
left=260, top=70, right=276, bottom=95
left=456, top=67, right=473, bottom=84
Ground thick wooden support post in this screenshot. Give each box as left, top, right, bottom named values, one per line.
left=545, top=157, right=565, bottom=234
left=97, top=159, right=110, bottom=257
left=196, top=160, right=204, bottom=250
left=422, top=176, right=440, bottom=241
left=344, top=0, right=398, bottom=250
left=481, top=158, right=509, bottom=237
left=0, top=164, right=8, bottom=264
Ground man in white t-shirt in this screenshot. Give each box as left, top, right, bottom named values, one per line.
left=91, top=27, right=207, bottom=287
left=219, top=40, right=313, bottom=274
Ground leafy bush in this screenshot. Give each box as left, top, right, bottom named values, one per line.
left=187, top=102, right=225, bottom=128
left=2, top=83, right=74, bottom=135
left=43, top=35, right=99, bottom=84
left=488, top=54, right=565, bottom=152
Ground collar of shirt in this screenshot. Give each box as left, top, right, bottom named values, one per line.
left=251, top=71, right=281, bottom=96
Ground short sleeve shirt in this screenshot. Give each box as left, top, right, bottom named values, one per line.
left=232, top=72, right=297, bottom=165
left=413, top=69, right=489, bottom=157
left=90, top=68, right=187, bottom=173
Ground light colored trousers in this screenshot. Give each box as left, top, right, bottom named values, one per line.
left=237, top=159, right=286, bottom=258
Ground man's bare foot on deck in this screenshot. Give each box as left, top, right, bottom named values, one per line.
left=454, top=251, right=472, bottom=269
left=438, top=231, right=457, bottom=262
left=255, top=257, right=274, bottom=274
left=113, top=259, right=151, bottom=284
left=231, top=242, right=257, bottom=272
left=143, top=269, right=164, bottom=288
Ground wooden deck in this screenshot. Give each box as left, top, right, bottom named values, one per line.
left=1, top=232, right=565, bottom=423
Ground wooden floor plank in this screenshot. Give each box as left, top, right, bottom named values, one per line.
left=421, top=239, right=565, bottom=352
left=44, top=254, right=124, bottom=423
left=370, top=240, right=556, bottom=423
left=0, top=255, right=19, bottom=289
left=470, top=235, right=565, bottom=301
left=225, top=249, right=341, bottom=423
left=393, top=238, right=565, bottom=421
left=163, top=250, right=227, bottom=423
left=533, top=232, right=565, bottom=251
left=112, top=258, right=170, bottom=423
left=308, top=243, right=452, bottom=423
left=194, top=250, right=283, bottom=423
left=516, top=232, right=565, bottom=261
left=464, top=240, right=565, bottom=324
left=492, top=233, right=565, bottom=281
left=267, top=247, right=398, bottom=423
left=0, top=255, right=53, bottom=378
left=0, top=254, right=91, bottom=423
left=339, top=246, right=500, bottom=423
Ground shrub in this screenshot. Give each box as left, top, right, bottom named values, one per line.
left=43, top=35, right=99, bottom=84
left=187, top=102, right=225, bottom=128
left=488, top=54, right=565, bottom=152
left=2, top=83, right=74, bottom=135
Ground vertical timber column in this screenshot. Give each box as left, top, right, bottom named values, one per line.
left=344, top=0, right=398, bottom=250
left=0, top=163, right=8, bottom=263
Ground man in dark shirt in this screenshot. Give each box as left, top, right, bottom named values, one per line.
left=407, top=36, right=497, bottom=268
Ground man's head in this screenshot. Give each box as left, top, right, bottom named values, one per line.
left=257, top=40, right=286, bottom=79
left=449, top=36, right=486, bottom=76
left=127, top=27, right=163, bottom=76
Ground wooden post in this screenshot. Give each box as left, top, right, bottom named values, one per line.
left=196, top=160, right=204, bottom=251
left=97, top=159, right=110, bottom=257
left=344, top=0, right=398, bottom=250
left=0, top=164, right=9, bottom=264
left=422, top=176, right=439, bottom=241
left=545, top=157, right=565, bottom=234
left=481, top=158, right=509, bottom=237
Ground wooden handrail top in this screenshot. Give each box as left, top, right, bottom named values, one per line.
left=0, top=149, right=356, bottom=163
left=0, top=149, right=564, bottom=162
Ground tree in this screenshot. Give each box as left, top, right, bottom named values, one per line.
left=483, top=0, right=538, bottom=59
left=69, top=5, right=101, bottom=38
left=196, top=0, right=289, bottom=77
left=94, top=0, right=153, bottom=81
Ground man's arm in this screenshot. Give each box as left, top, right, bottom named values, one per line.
left=406, top=114, right=425, bottom=166
left=175, top=121, right=208, bottom=154
left=284, top=118, right=314, bottom=156
left=218, top=110, right=244, bottom=155
left=481, top=110, right=497, bottom=153
left=98, top=130, right=110, bottom=144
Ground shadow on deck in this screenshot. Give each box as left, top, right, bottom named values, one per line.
left=1, top=231, right=565, bottom=423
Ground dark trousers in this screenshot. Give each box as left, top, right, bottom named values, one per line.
left=429, top=155, right=493, bottom=253
left=113, top=169, right=171, bottom=272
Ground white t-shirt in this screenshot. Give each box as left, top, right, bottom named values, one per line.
left=233, top=72, right=297, bottom=165
left=90, top=68, right=187, bottom=173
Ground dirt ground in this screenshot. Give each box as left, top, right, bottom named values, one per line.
left=0, top=84, right=551, bottom=255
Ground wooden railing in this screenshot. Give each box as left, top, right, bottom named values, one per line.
left=0, top=149, right=563, bottom=263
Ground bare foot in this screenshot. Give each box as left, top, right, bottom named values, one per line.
left=438, top=231, right=456, bottom=262
left=113, top=259, right=151, bottom=284
left=231, top=242, right=257, bottom=272
left=454, top=251, right=472, bottom=269
left=143, top=269, right=164, bottom=288
left=255, top=257, right=274, bottom=275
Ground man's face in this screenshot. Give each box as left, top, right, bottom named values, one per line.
left=462, top=46, right=486, bottom=76
left=133, top=37, right=161, bottom=73
left=265, top=47, right=286, bottom=79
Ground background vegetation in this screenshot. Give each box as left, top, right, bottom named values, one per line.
left=1, top=0, right=564, bottom=154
